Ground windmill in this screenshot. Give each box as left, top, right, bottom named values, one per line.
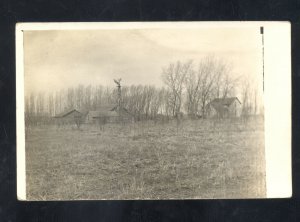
left=114, top=78, right=122, bottom=88
left=113, top=78, right=122, bottom=118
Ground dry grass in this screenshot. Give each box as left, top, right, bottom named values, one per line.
left=25, top=118, right=266, bottom=200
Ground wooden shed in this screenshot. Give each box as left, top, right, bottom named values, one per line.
left=53, top=109, right=83, bottom=125
left=206, top=97, right=242, bottom=118
left=86, top=105, right=133, bottom=124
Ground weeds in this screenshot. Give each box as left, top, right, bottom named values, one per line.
left=26, top=118, right=266, bottom=200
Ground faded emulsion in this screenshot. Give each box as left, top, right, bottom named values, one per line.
left=16, top=22, right=291, bottom=200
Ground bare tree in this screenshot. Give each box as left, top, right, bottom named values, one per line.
left=84, top=85, right=92, bottom=110
left=241, top=77, right=252, bottom=117
left=55, top=91, right=62, bottom=115
left=162, top=60, right=193, bottom=117
left=75, top=85, right=84, bottom=109
left=241, top=75, right=262, bottom=119
left=36, top=92, right=45, bottom=114
left=143, top=85, right=155, bottom=119
left=184, top=64, right=201, bottom=118
left=254, top=87, right=258, bottom=115
left=197, top=57, right=219, bottom=118
left=196, top=57, right=237, bottom=118
left=29, top=93, right=36, bottom=115
left=150, top=88, right=163, bottom=121
left=213, top=61, right=237, bottom=99
left=92, top=85, right=104, bottom=109
left=67, top=88, right=75, bottom=109
left=27, top=56, right=238, bottom=125
left=48, top=93, right=54, bottom=116
left=132, top=85, right=147, bottom=121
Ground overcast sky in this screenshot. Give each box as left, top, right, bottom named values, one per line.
left=24, top=26, right=263, bottom=96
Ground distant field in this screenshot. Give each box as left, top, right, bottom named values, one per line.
left=25, top=118, right=266, bottom=200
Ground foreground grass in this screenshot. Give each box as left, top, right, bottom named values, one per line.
left=26, top=118, right=266, bottom=200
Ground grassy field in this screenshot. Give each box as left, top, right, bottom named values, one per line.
left=25, top=118, right=266, bottom=200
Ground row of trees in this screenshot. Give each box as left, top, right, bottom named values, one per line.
left=25, top=57, right=262, bottom=120
left=161, top=57, right=239, bottom=118
left=25, top=85, right=116, bottom=116
left=162, top=57, right=263, bottom=118
left=25, top=85, right=172, bottom=120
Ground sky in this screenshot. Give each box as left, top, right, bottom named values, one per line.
left=23, top=26, right=263, bottom=97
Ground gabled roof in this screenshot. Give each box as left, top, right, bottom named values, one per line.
left=210, top=97, right=241, bottom=107
left=207, top=97, right=241, bottom=115
left=88, top=105, right=133, bottom=118
left=94, top=103, right=116, bottom=111
left=111, top=106, right=132, bottom=115
left=88, top=110, right=119, bottom=118
left=54, top=109, right=82, bottom=118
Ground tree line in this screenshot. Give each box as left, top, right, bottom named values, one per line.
left=25, top=57, right=262, bottom=121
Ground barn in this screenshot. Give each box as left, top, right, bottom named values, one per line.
left=85, top=105, right=133, bottom=124
left=53, top=109, right=83, bottom=125
left=206, top=97, right=242, bottom=118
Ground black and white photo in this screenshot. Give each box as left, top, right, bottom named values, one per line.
left=16, top=22, right=291, bottom=200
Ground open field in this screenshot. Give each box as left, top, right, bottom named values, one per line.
left=25, top=118, right=266, bottom=200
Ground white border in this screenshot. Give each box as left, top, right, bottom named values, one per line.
left=16, top=22, right=292, bottom=200
left=16, top=24, right=26, bottom=200
left=264, top=22, right=292, bottom=198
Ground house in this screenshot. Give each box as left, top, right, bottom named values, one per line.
left=206, top=97, right=242, bottom=118
left=86, top=105, right=133, bottom=124
left=53, top=109, right=83, bottom=124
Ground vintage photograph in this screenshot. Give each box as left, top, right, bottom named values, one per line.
left=16, top=22, right=291, bottom=200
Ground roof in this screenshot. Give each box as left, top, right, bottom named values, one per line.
left=88, top=105, right=133, bottom=118
left=210, top=97, right=241, bottom=107
left=54, top=109, right=82, bottom=118
left=208, top=97, right=241, bottom=114
left=94, top=104, right=116, bottom=110
left=77, top=110, right=89, bottom=116
left=88, top=110, right=119, bottom=118
left=111, top=106, right=132, bottom=115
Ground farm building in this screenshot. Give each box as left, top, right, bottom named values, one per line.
left=86, top=105, right=133, bottom=124
left=53, top=109, right=83, bottom=125
left=206, top=97, right=242, bottom=118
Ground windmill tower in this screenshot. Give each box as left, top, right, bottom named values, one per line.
left=113, top=78, right=122, bottom=120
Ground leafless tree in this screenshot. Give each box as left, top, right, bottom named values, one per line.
left=241, top=75, right=262, bottom=121
left=55, top=91, right=62, bottom=115
left=162, top=60, right=193, bottom=117
left=143, top=86, right=156, bottom=119
left=213, top=61, right=237, bottom=99
left=182, top=57, right=236, bottom=119
left=150, top=88, right=163, bottom=121
left=241, top=77, right=253, bottom=120
left=48, top=93, right=54, bottom=116
left=75, top=85, right=84, bottom=109
left=26, top=55, right=243, bottom=126
left=84, top=85, right=92, bottom=110
left=184, top=63, right=200, bottom=118
left=92, top=85, right=104, bottom=109
left=67, top=88, right=75, bottom=109
left=197, top=57, right=219, bottom=118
